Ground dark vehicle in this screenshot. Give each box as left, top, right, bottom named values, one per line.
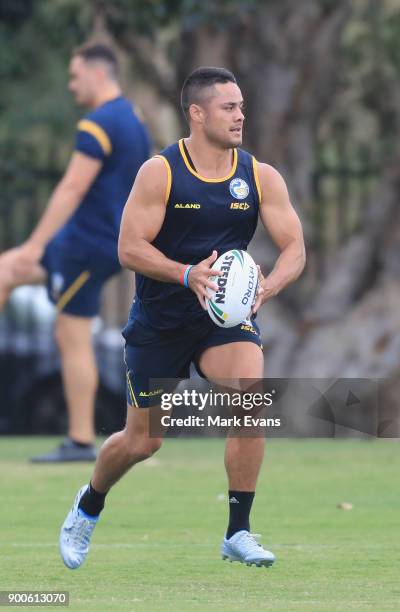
left=0, top=287, right=126, bottom=435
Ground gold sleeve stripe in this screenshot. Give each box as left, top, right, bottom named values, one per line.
left=154, top=155, right=172, bottom=204
left=77, top=119, right=112, bottom=155
left=56, top=270, right=91, bottom=312
left=252, top=156, right=262, bottom=206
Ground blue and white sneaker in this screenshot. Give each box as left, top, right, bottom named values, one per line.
left=59, top=485, right=99, bottom=569
left=221, top=530, right=275, bottom=567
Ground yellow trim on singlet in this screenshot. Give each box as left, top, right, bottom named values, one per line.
left=56, top=270, right=91, bottom=312
left=178, top=138, right=238, bottom=183
left=77, top=119, right=112, bottom=155
left=252, top=156, right=262, bottom=206
left=154, top=155, right=172, bottom=204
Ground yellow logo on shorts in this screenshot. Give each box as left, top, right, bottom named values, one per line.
left=139, top=389, right=164, bottom=397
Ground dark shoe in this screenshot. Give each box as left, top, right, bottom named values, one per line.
left=30, top=439, right=97, bottom=463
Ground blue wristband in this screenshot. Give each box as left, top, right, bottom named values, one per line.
left=183, top=265, right=193, bottom=288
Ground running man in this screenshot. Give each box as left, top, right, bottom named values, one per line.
left=60, top=67, right=305, bottom=567
left=0, top=44, right=151, bottom=461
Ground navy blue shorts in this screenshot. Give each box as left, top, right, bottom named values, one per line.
left=41, top=241, right=121, bottom=317
left=123, top=316, right=262, bottom=408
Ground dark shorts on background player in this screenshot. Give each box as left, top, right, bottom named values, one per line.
left=123, top=316, right=262, bottom=408
left=41, top=240, right=121, bottom=317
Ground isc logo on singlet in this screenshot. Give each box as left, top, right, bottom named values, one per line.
left=230, top=202, right=250, bottom=210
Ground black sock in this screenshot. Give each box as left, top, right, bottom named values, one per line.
left=226, top=490, right=255, bottom=539
left=78, top=481, right=107, bottom=517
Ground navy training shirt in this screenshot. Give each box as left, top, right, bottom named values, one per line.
left=126, top=139, right=261, bottom=332
left=54, top=96, right=151, bottom=263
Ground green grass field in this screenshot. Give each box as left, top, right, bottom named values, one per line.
left=0, top=437, right=399, bottom=611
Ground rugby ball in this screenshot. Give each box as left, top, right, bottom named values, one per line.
left=206, top=250, right=258, bottom=328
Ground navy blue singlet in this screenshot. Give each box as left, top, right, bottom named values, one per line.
left=131, top=139, right=261, bottom=330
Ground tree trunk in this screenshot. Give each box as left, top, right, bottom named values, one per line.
left=100, top=1, right=400, bottom=424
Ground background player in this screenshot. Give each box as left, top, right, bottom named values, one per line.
left=59, top=67, right=305, bottom=568
left=0, top=44, right=151, bottom=462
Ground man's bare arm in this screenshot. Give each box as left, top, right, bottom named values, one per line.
left=253, top=162, right=306, bottom=312
left=24, top=152, right=102, bottom=259
left=118, top=158, right=182, bottom=281
left=118, top=157, right=220, bottom=308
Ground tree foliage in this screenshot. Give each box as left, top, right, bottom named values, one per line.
left=2, top=0, right=400, bottom=381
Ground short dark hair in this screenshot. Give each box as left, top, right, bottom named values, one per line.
left=181, top=66, right=237, bottom=121
left=74, top=43, right=118, bottom=78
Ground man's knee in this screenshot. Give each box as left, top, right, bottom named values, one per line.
left=125, top=433, right=163, bottom=464
left=54, top=317, right=70, bottom=351
left=54, top=314, right=92, bottom=352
